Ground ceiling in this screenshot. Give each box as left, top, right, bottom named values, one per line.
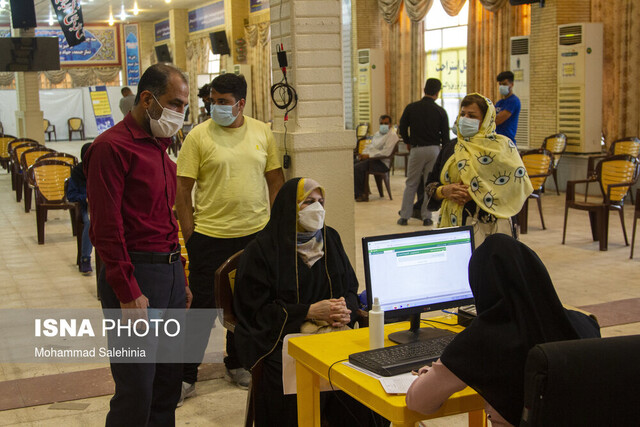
left=0, top=0, right=208, bottom=27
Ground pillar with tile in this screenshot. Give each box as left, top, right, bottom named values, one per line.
left=270, top=0, right=357, bottom=260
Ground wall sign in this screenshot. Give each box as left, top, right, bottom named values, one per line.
left=155, top=20, right=170, bottom=42
left=124, top=24, right=141, bottom=86
left=50, top=0, right=86, bottom=47
left=89, top=86, right=115, bottom=133
left=30, top=26, right=119, bottom=65
left=188, top=1, right=225, bottom=33
left=250, top=0, right=270, bottom=13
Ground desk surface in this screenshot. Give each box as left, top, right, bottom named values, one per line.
left=288, top=318, right=485, bottom=426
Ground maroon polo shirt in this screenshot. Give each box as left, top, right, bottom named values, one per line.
left=85, top=113, right=179, bottom=303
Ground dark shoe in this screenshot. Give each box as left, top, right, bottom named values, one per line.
left=79, top=257, right=93, bottom=275
left=355, top=195, right=369, bottom=202
left=423, top=218, right=433, bottom=226
left=397, top=218, right=408, bottom=226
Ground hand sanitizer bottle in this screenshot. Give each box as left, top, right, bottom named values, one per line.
left=369, top=297, right=384, bottom=349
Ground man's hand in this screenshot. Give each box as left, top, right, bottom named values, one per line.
left=185, top=286, right=193, bottom=309
left=442, top=183, right=471, bottom=206
left=182, top=226, right=195, bottom=244
left=120, top=294, right=149, bottom=325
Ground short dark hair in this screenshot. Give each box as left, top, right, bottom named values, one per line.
left=197, top=84, right=210, bottom=99
left=497, top=71, right=514, bottom=83
left=210, top=73, right=247, bottom=101
left=121, top=87, right=131, bottom=96
left=460, top=94, right=489, bottom=119
left=134, top=63, right=187, bottom=105
left=379, top=114, right=392, bottom=123
left=424, top=78, right=442, bottom=96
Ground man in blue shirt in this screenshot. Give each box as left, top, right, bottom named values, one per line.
left=495, top=71, right=521, bottom=144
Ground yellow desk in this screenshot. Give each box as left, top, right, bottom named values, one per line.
left=288, top=319, right=486, bottom=427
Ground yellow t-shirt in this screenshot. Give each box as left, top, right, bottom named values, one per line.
left=176, top=116, right=281, bottom=238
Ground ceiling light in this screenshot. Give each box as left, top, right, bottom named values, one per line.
left=0, top=0, right=7, bottom=9
left=108, top=8, right=115, bottom=26
left=133, top=1, right=140, bottom=15
left=119, top=4, right=127, bottom=21
left=49, top=6, right=55, bottom=26
left=165, top=0, right=171, bottom=3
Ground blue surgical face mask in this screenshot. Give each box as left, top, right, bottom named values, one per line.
left=458, top=117, right=480, bottom=138
left=210, top=100, right=240, bottom=126
left=379, top=124, right=390, bottom=135
left=499, top=85, right=510, bottom=96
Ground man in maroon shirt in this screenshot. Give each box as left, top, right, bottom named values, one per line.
left=85, top=63, right=192, bottom=426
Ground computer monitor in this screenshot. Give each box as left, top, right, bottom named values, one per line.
left=362, top=226, right=475, bottom=344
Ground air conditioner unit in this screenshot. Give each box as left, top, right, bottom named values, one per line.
left=510, top=36, right=530, bottom=148
left=233, top=64, right=253, bottom=117
left=557, top=23, right=603, bottom=153
left=356, top=48, right=385, bottom=129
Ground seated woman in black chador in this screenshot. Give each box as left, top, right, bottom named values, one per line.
left=406, top=234, right=600, bottom=426
left=234, top=177, right=385, bottom=427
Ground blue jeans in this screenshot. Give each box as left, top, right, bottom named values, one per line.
left=81, top=207, right=93, bottom=260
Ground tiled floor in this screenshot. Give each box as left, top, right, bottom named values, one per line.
left=0, top=140, right=638, bottom=426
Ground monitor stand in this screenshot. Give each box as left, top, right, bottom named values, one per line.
left=387, top=313, right=455, bottom=345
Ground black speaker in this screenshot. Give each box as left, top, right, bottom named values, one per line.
left=155, top=44, right=172, bottom=63
left=209, top=31, right=230, bottom=56
left=10, top=0, right=37, bottom=29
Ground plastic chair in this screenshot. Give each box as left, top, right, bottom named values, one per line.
left=364, top=141, right=400, bottom=200
left=0, top=134, right=17, bottom=171
left=9, top=140, right=41, bottom=200
left=37, top=152, right=78, bottom=166
left=631, top=188, right=640, bottom=259
left=585, top=137, right=640, bottom=202
left=393, top=138, right=410, bottom=177
left=355, top=123, right=370, bottom=155
left=43, top=119, right=57, bottom=141
left=540, top=133, right=566, bottom=195
left=518, top=149, right=554, bottom=234
left=28, top=160, right=74, bottom=244
left=562, top=155, right=639, bottom=251
left=20, top=147, right=55, bottom=212
left=68, top=117, right=85, bottom=141
left=521, top=336, right=640, bottom=426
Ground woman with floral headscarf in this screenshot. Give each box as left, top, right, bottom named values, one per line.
left=426, top=93, right=533, bottom=245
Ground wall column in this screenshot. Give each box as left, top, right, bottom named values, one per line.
left=270, top=0, right=357, bottom=261
left=11, top=27, right=44, bottom=144
left=169, top=9, right=189, bottom=71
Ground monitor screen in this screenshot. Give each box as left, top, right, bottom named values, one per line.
left=0, top=37, right=60, bottom=72
left=362, top=226, right=475, bottom=343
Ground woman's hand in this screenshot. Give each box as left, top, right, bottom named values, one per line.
left=441, top=183, right=471, bottom=206
left=307, top=297, right=352, bottom=327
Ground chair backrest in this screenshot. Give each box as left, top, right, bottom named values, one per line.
left=609, top=137, right=640, bottom=157
left=541, top=133, right=566, bottom=167
left=214, top=249, right=245, bottom=332
left=596, top=155, right=639, bottom=203
left=68, top=117, right=83, bottom=130
left=521, top=335, right=640, bottom=426
left=21, top=147, right=55, bottom=175
left=36, top=152, right=78, bottom=166
left=43, top=119, right=50, bottom=132
left=28, top=160, right=72, bottom=203
left=8, top=138, right=39, bottom=157
left=12, top=142, right=41, bottom=168
left=356, top=123, right=369, bottom=139
left=521, top=149, right=554, bottom=191
left=0, top=135, right=17, bottom=160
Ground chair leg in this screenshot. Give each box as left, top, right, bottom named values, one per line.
left=552, top=169, right=560, bottom=196
left=15, top=173, right=23, bottom=202
left=24, top=184, right=32, bottom=213
left=562, top=206, right=569, bottom=244
left=618, top=207, right=628, bottom=246
left=588, top=211, right=599, bottom=241
left=384, top=174, right=392, bottom=200
left=536, top=197, right=546, bottom=230
left=374, top=175, right=384, bottom=197
left=36, top=205, right=45, bottom=244
left=70, top=208, right=77, bottom=236
left=584, top=182, right=590, bottom=203
left=520, top=199, right=529, bottom=235
left=631, top=216, right=638, bottom=259
left=598, top=208, right=609, bottom=251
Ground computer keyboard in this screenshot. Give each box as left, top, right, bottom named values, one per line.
left=349, top=334, right=457, bottom=377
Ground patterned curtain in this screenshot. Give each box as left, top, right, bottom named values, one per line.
left=244, top=22, right=272, bottom=122
left=478, top=0, right=508, bottom=12
left=440, top=0, right=467, bottom=16
left=186, top=36, right=211, bottom=123
left=43, top=70, right=67, bottom=85
left=0, top=72, right=14, bottom=86
left=66, top=67, right=121, bottom=87
left=467, top=0, right=530, bottom=101
left=592, top=0, right=640, bottom=144
left=378, top=0, right=434, bottom=23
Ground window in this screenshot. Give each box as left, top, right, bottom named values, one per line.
left=424, top=1, right=468, bottom=137
left=208, top=51, right=221, bottom=75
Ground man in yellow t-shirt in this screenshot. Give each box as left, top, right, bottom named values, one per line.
left=175, top=73, right=284, bottom=402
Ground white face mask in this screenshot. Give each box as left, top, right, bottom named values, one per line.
left=298, top=201, right=325, bottom=231
left=499, top=85, right=510, bottom=96
left=210, top=100, right=240, bottom=127
left=458, top=117, right=481, bottom=138
left=147, top=94, right=184, bottom=138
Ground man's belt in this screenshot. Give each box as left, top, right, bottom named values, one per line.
left=129, top=249, right=181, bottom=264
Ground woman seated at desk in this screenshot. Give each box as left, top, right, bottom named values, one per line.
left=234, top=177, right=382, bottom=426
left=406, top=234, right=600, bottom=426
left=425, top=93, right=533, bottom=246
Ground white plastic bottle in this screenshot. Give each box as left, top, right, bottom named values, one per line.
left=369, top=297, right=384, bottom=349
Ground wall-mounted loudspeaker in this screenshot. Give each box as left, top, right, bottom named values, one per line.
left=10, top=0, right=37, bottom=29
left=155, top=44, right=172, bottom=63
left=209, top=31, right=230, bottom=56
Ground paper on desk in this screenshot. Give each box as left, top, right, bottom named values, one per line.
left=343, top=362, right=418, bottom=395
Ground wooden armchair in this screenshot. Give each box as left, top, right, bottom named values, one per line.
left=20, top=147, right=55, bottom=212
left=562, top=155, right=639, bottom=251
left=9, top=139, right=41, bottom=199
left=518, top=149, right=554, bottom=234
left=44, top=119, right=57, bottom=141
left=364, top=141, right=400, bottom=200
left=585, top=137, right=640, bottom=202
left=541, top=133, right=566, bottom=195
left=0, top=135, right=17, bottom=171
left=28, top=160, right=74, bottom=244
left=68, top=117, right=85, bottom=141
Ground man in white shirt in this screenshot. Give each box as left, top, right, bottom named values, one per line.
left=354, top=114, right=399, bottom=202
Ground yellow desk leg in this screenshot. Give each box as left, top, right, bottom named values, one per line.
left=468, top=409, right=488, bottom=427
left=296, top=361, right=322, bottom=427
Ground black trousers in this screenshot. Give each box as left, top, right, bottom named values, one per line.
left=99, top=260, right=186, bottom=427
left=353, top=158, right=389, bottom=197
left=183, top=231, right=257, bottom=384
